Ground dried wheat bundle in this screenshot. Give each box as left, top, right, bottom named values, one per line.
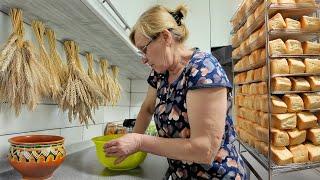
left=99, top=59, right=115, bottom=105
left=74, top=43, right=85, bottom=73
left=0, top=9, right=48, bottom=115
left=110, top=65, right=122, bottom=104
left=61, top=40, right=103, bottom=126
left=31, top=20, right=61, bottom=100
left=45, top=28, right=67, bottom=86
left=85, top=52, right=104, bottom=105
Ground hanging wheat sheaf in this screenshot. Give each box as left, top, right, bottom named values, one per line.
left=99, top=59, right=115, bottom=105
left=61, top=40, right=103, bottom=126
left=85, top=52, right=104, bottom=105
left=31, top=20, right=61, bottom=100
left=110, top=65, right=122, bottom=105
left=45, top=28, right=68, bottom=87
left=0, top=9, right=48, bottom=115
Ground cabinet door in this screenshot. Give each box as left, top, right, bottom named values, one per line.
left=210, top=0, right=239, bottom=47
left=158, top=0, right=211, bottom=52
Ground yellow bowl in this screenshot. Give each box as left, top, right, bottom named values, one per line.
left=92, top=134, right=147, bottom=170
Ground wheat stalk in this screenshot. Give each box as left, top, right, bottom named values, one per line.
left=45, top=28, right=67, bottom=86
left=111, top=65, right=122, bottom=105
left=31, top=20, right=61, bottom=100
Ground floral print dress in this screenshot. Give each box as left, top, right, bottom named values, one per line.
left=147, top=49, right=247, bottom=180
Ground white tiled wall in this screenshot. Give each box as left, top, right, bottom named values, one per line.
left=0, top=11, right=132, bottom=173
left=129, top=80, right=149, bottom=119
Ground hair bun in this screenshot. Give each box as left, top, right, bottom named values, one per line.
left=170, top=4, right=188, bottom=26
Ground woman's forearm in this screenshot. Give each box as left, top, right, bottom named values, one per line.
left=140, top=134, right=222, bottom=165
left=132, top=108, right=153, bottom=134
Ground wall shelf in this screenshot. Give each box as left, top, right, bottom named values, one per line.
left=0, top=0, right=149, bottom=79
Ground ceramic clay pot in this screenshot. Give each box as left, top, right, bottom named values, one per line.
left=8, top=135, right=66, bottom=179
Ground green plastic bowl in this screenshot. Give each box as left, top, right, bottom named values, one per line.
left=92, top=134, right=147, bottom=170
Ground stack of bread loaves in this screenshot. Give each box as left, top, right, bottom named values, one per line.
left=232, top=0, right=320, bottom=166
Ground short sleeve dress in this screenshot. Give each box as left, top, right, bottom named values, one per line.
left=147, top=49, right=247, bottom=180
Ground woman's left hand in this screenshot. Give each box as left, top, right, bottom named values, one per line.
left=103, top=133, right=143, bottom=164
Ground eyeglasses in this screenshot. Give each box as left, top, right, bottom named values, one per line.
left=137, top=34, right=159, bottom=60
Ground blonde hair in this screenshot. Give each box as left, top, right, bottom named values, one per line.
left=129, top=4, right=189, bottom=45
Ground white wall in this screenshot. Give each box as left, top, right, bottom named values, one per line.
left=109, top=0, right=157, bottom=29
left=0, top=11, right=131, bottom=172
left=157, top=0, right=211, bottom=52
left=210, top=0, right=234, bottom=47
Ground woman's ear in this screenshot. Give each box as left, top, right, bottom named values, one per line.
left=161, top=29, right=173, bottom=46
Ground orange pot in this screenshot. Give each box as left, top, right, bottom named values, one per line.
left=8, top=135, right=66, bottom=180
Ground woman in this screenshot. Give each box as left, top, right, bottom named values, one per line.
left=104, top=4, right=247, bottom=180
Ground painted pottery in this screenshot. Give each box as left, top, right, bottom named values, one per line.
left=8, top=135, right=66, bottom=179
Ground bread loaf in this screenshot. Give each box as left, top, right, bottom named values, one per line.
left=257, top=126, right=269, bottom=143
left=249, top=30, right=260, bottom=45
left=282, top=94, right=304, bottom=112
left=254, top=109, right=261, bottom=123
left=272, top=96, right=288, bottom=113
left=285, top=18, right=301, bottom=30
left=290, top=77, right=311, bottom=91
left=260, top=95, right=268, bottom=112
left=235, top=86, right=242, bottom=94
left=278, top=0, right=295, bottom=3
left=254, top=3, right=265, bottom=19
left=302, top=93, right=320, bottom=109
left=271, top=146, right=293, bottom=165
left=254, top=68, right=262, bottom=81
left=301, top=16, right=320, bottom=32
left=304, top=58, right=320, bottom=73
left=249, top=83, right=258, bottom=95
left=272, top=113, right=297, bottom=130
left=305, top=143, right=320, bottom=162
left=271, top=77, right=292, bottom=92
left=307, top=128, right=320, bottom=145
left=271, top=128, right=290, bottom=146
left=287, top=128, right=307, bottom=145
left=246, top=14, right=255, bottom=29
left=260, top=112, right=270, bottom=128
left=254, top=96, right=261, bottom=110
left=259, top=26, right=266, bottom=41
left=289, top=144, right=309, bottom=163
left=260, top=48, right=266, bottom=63
left=258, top=82, right=268, bottom=94
left=297, top=112, right=318, bottom=130
left=286, top=39, right=303, bottom=54
left=270, top=39, right=287, bottom=56
left=295, top=0, right=316, bottom=4
left=261, top=142, right=269, bottom=157
left=246, top=70, right=255, bottom=82
left=271, top=58, right=289, bottom=75
left=242, top=56, right=250, bottom=69
left=232, top=48, right=240, bottom=59
left=302, top=41, right=320, bottom=54
left=269, top=13, right=286, bottom=30
left=261, top=65, right=268, bottom=80
left=287, top=58, right=306, bottom=74
left=306, top=76, right=320, bottom=91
